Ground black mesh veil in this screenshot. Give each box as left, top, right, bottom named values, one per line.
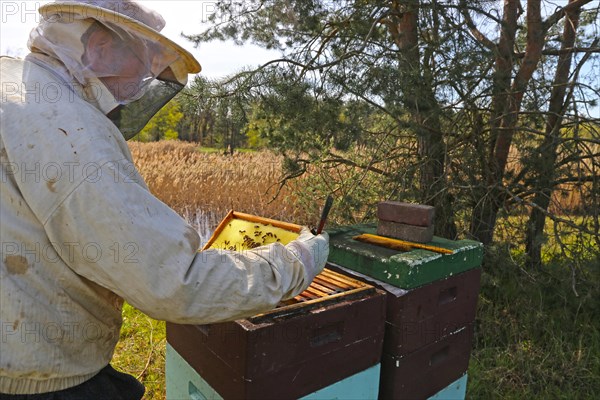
left=107, top=78, right=183, bottom=140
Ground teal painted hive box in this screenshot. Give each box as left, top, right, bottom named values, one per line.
left=328, top=224, right=483, bottom=289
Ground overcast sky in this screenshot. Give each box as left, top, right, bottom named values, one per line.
left=0, top=0, right=279, bottom=78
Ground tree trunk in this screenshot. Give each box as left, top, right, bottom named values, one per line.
left=471, top=0, right=546, bottom=245
left=470, top=0, right=521, bottom=244
left=389, top=0, right=457, bottom=238
left=526, top=1, right=581, bottom=268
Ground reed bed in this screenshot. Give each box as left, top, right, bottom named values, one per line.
left=505, top=145, right=594, bottom=215
left=128, top=141, right=308, bottom=235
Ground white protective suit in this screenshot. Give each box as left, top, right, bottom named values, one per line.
left=0, top=0, right=328, bottom=395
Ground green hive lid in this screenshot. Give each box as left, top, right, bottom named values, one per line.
left=328, top=224, right=483, bottom=289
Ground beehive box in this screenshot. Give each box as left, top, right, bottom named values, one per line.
left=327, top=225, right=482, bottom=399
left=330, top=264, right=481, bottom=357
left=167, top=280, right=386, bottom=399
left=383, top=268, right=481, bottom=357
left=328, top=224, right=483, bottom=289
left=379, top=324, right=474, bottom=400
left=166, top=343, right=381, bottom=400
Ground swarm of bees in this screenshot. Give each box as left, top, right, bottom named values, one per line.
left=220, top=224, right=282, bottom=251
left=208, top=216, right=300, bottom=252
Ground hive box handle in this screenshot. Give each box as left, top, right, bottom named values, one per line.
left=438, top=286, right=458, bottom=306
left=189, top=381, right=208, bottom=400
left=309, top=321, right=344, bottom=347
left=429, top=345, right=450, bottom=366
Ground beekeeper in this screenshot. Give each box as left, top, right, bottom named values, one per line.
left=0, top=0, right=329, bottom=397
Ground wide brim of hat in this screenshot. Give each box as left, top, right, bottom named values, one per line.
left=39, top=2, right=201, bottom=74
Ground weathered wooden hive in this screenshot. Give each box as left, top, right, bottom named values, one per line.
left=327, top=210, right=483, bottom=399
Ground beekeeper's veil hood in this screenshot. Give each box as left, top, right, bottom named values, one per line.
left=28, top=0, right=201, bottom=139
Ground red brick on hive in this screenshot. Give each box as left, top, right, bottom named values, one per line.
left=377, top=201, right=435, bottom=227
left=376, top=220, right=435, bottom=243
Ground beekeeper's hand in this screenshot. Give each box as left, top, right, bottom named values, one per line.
left=286, top=227, right=329, bottom=283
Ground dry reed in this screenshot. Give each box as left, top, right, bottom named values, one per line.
left=504, top=145, right=592, bottom=214
left=128, top=141, right=307, bottom=234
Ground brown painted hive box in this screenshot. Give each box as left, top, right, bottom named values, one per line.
left=167, top=270, right=386, bottom=400
left=329, top=264, right=482, bottom=358
left=328, top=224, right=483, bottom=289
left=379, top=323, right=475, bottom=400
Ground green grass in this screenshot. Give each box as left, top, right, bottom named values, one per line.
left=111, top=242, right=599, bottom=399
left=468, top=245, right=600, bottom=399
left=112, top=304, right=167, bottom=399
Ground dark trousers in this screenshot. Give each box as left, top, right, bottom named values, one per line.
left=0, top=365, right=145, bottom=400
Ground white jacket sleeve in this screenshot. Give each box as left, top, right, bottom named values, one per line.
left=42, top=157, right=329, bottom=324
